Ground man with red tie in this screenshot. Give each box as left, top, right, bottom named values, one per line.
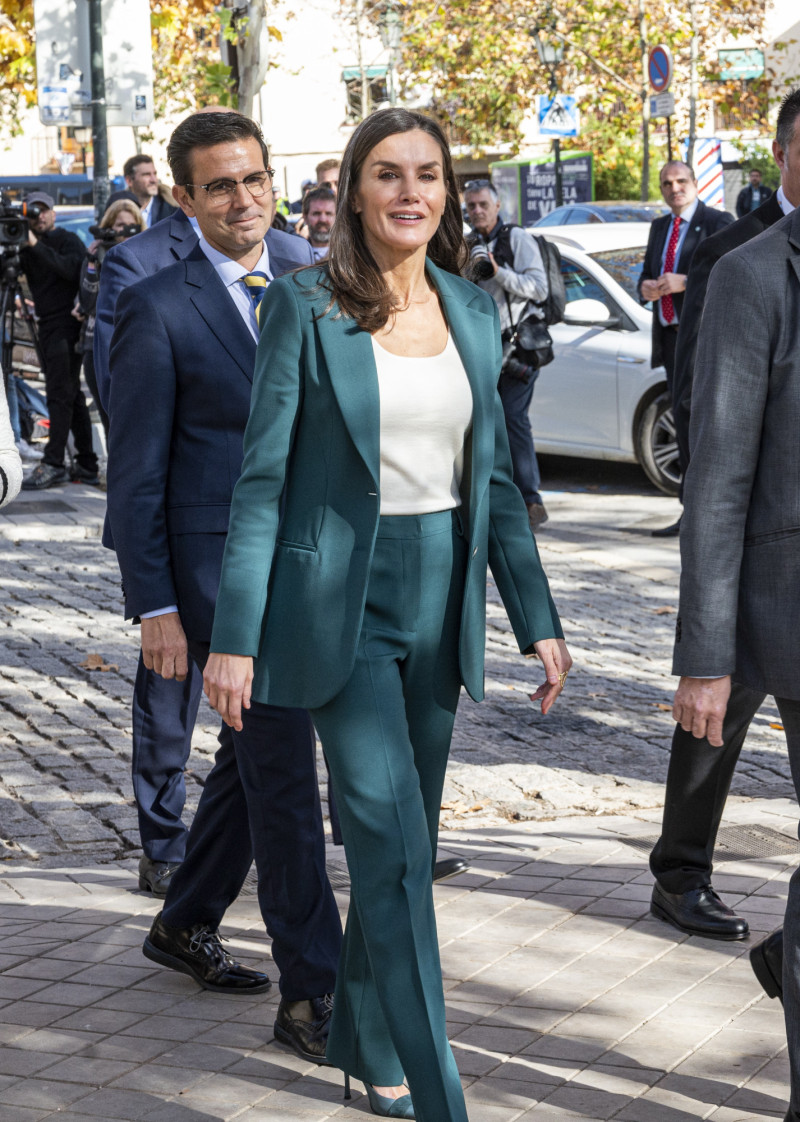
left=638, top=161, right=733, bottom=536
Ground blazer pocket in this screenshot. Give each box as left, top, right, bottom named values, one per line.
left=276, top=538, right=317, bottom=554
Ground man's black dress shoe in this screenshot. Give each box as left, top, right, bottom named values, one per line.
left=433, top=857, right=468, bottom=882
left=138, top=856, right=181, bottom=898
left=143, top=911, right=272, bottom=993
left=274, top=994, right=333, bottom=1063
left=651, top=516, right=682, bottom=537
left=650, top=882, right=749, bottom=940
left=750, top=928, right=783, bottom=1004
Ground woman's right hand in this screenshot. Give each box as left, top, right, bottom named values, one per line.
left=204, top=653, right=254, bottom=731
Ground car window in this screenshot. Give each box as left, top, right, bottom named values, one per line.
left=536, top=208, right=570, bottom=226
left=561, top=260, right=613, bottom=309
left=588, top=248, right=646, bottom=301
left=56, top=212, right=94, bottom=247
left=565, top=208, right=589, bottom=224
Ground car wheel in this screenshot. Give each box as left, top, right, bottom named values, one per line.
left=636, top=392, right=682, bottom=496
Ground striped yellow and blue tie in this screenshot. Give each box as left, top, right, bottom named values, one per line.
left=241, top=271, right=269, bottom=327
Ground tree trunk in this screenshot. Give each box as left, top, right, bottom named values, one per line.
left=236, top=0, right=270, bottom=118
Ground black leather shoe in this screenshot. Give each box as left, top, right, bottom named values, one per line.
left=651, top=882, right=749, bottom=940
left=143, top=911, right=271, bottom=993
left=750, top=928, right=783, bottom=1004
left=274, top=994, right=333, bottom=1063
left=138, top=856, right=181, bottom=898
left=651, top=516, right=682, bottom=537
left=433, top=857, right=468, bottom=882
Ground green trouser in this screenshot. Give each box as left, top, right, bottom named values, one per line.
left=311, top=509, right=469, bottom=1122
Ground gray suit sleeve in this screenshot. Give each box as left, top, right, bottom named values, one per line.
left=674, top=250, right=772, bottom=677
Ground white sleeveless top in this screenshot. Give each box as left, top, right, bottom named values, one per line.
left=371, top=333, right=474, bottom=515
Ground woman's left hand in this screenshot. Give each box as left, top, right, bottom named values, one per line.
left=529, top=638, right=572, bottom=715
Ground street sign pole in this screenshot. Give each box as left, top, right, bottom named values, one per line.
left=88, top=0, right=109, bottom=220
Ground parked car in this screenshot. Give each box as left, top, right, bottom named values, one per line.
left=526, top=223, right=680, bottom=495
left=532, top=201, right=669, bottom=227
left=53, top=205, right=96, bottom=247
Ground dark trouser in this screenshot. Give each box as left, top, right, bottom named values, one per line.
left=161, top=640, right=341, bottom=1001
left=650, top=681, right=765, bottom=892
left=498, top=370, right=542, bottom=505
left=311, top=510, right=468, bottom=1122
left=660, top=324, right=687, bottom=494
left=131, top=652, right=204, bottom=863
left=81, top=350, right=109, bottom=437
left=768, top=698, right=800, bottom=1122
left=39, top=318, right=97, bottom=472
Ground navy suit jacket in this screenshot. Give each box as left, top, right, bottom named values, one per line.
left=105, top=235, right=313, bottom=638
left=638, top=199, right=733, bottom=369
left=94, top=209, right=313, bottom=410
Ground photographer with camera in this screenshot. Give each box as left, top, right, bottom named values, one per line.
left=18, top=191, right=99, bottom=490
left=74, top=200, right=145, bottom=438
left=464, top=179, right=552, bottom=530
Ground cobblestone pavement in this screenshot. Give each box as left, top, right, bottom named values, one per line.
left=0, top=475, right=792, bottom=864
left=0, top=470, right=797, bottom=1120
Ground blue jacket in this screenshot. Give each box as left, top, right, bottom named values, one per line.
left=105, top=235, right=314, bottom=640
left=210, top=262, right=563, bottom=708
left=94, top=209, right=313, bottom=410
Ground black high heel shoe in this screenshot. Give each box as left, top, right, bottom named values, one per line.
left=342, top=1073, right=415, bottom=1118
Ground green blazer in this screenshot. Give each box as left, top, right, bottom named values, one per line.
left=210, top=260, right=563, bottom=708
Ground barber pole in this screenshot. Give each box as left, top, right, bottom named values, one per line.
left=693, top=138, right=725, bottom=209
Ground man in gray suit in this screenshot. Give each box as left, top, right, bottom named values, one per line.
left=672, top=192, right=800, bottom=1122
left=649, top=88, right=800, bottom=944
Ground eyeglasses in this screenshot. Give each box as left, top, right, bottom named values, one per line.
left=463, top=179, right=491, bottom=192
left=185, top=169, right=275, bottom=204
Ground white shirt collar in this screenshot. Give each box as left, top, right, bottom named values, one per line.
left=777, top=185, right=796, bottom=216
left=672, top=197, right=700, bottom=224
left=197, top=235, right=272, bottom=286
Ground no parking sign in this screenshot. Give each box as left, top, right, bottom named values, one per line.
left=648, top=45, right=674, bottom=93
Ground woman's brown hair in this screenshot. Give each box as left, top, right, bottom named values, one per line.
left=323, top=108, right=467, bottom=332
left=100, top=199, right=146, bottom=233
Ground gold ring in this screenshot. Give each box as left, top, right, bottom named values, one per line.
left=558, top=671, right=568, bottom=688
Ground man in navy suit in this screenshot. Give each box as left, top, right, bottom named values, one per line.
left=638, top=161, right=733, bottom=535
left=106, top=154, right=177, bottom=228
left=94, top=127, right=315, bottom=902
left=106, top=112, right=340, bottom=1061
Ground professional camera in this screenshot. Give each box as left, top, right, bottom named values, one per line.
left=468, top=237, right=495, bottom=281
left=500, top=352, right=534, bottom=383
left=0, top=194, right=43, bottom=249
left=88, top=223, right=141, bottom=265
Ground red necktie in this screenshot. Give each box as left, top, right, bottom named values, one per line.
left=660, top=215, right=681, bottom=324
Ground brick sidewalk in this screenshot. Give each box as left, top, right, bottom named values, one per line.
left=0, top=808, right=793, bottom=1121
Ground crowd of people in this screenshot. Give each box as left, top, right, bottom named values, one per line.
left=1, top=88, right=800, bottom=1119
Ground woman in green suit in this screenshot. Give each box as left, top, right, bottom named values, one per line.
left=204, top=108, right=571, bottom=1121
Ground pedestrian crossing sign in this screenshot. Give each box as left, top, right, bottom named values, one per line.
left=537, top=95, right=580, bottom=137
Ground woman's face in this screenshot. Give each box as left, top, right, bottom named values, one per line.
left=111, top=210, right=139, bottom=239
left=352, top=129, right=448, bottom=260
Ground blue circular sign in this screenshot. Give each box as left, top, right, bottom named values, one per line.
left=648, top=45, right=673, bottom=93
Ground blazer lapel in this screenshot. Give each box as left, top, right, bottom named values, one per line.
left=184, top=250, right=256, bottom=382
left=676, top=202, right=706, bottom=274
left=426, top=262, right=496, bottom=513
left=315, top=292, right=381, bottom=486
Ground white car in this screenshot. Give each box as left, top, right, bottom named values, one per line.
left=525, top=223, right=679, bottom=495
